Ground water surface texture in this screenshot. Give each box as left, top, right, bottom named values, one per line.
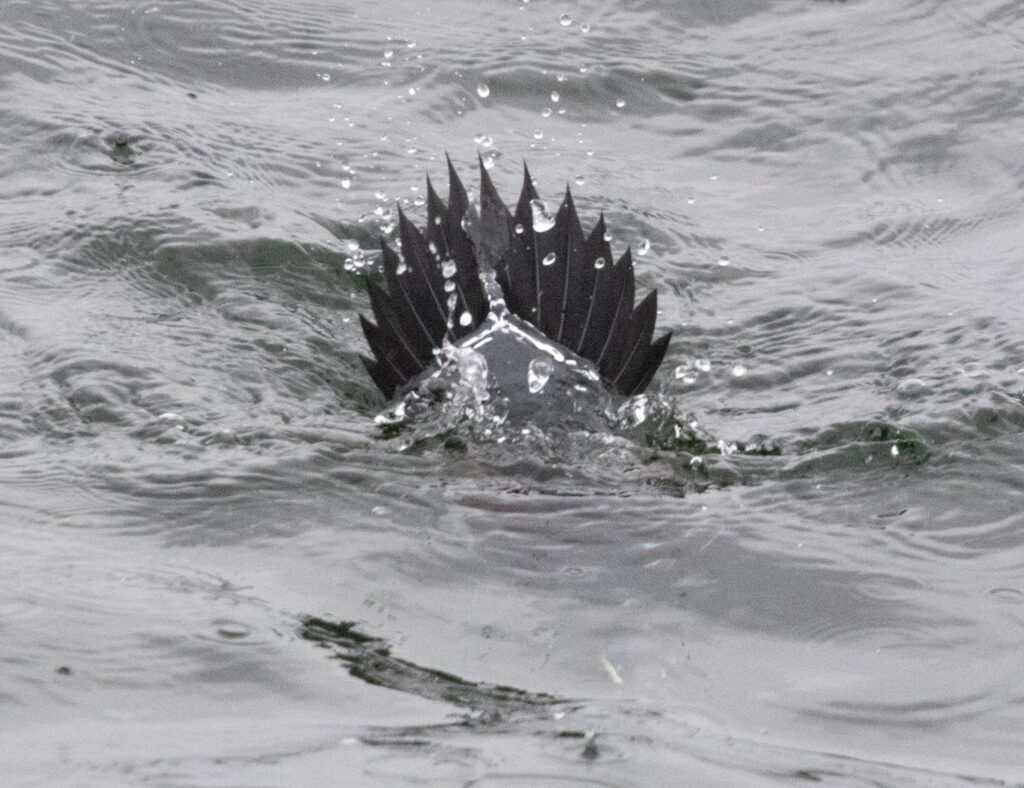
left=2, top=1, right=1024, bottom=785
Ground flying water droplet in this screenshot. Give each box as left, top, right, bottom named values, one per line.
left=528, top=357, right=553, bottom=393
left=444, top=279, right=456, bottom=293
left=530, top=199, right=555, bottom=232
left=731, top=363, right=747, bottom=377
left=559, top=13, right=572, bottom=26
left=615, top=98, right=626, bottom=108
left=638, top=238, right=650, bottom=256
left=441, top=258, right=457, bottom=278
left=695, top=358, right=711, bottom=372
left=395, top=260, right=408, bottom=275
left=477, top=82, right=490, bottom=98
left=459, top=310, right=473, bottom=327
left=551, top=91, right=560, bottom=102
left=593, top=256, right=606, bottom=269
left=514, top=223, right=524, bottom=235
left=542, top=251, right=557, bottom=266
left=717, top=255, right=730, bottom=266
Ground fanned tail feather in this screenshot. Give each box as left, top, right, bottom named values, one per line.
left=359, top=159, right=671, bottom=399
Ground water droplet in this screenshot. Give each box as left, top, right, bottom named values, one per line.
left=473, top=132, right=493, bottom=147
left=890, top=443, right=900, bottom=458
left=717, top=255, right=730, bottom=266
left=340, top=177, right=351, bottom=189
left=514, top=222, right=524, bottom=235
left=731, top=363, right=746, bottom=377
left=695, top=358, right=711, bottom=372
left=551, top=91, right=560, bottom=102
left=459, top=310, right=472, bottom=327
left=441, top=258, right=457, bottom=278
left=530, top=199, right=555, bottom=232
left=603, top=231, right=612, bottom=242
left=395, top=260, right=408, bottom=275
left=528, top=357, right=553, bottom=393
left=593, top=256, right=606, bottom=269
left=477, top=82, right=490, bottom=98
left=447, top=293, right=458, bottom=311
left=581, top=22, right=591, bottom=33
left=542, top=252, right=557, bottom=266
left=559, top=13, right=572, bottom=26
left=444, top=279, right=456, bottom=293
left=541, top=107, right=552, bottom=118
left=574, top=174, right=585, bottom=186
left=615, top=98, right=626, bottom=108
left=383, top=49, right=393, bottom=59
left=638, top=238, right=650, bottom=256
left=533, top=129, right=544, bottom=140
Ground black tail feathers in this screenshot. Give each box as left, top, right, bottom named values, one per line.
left=359, top=159, right=671, bottom=399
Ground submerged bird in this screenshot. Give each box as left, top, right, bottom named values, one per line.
left=359, top=157, right=671, bottom=428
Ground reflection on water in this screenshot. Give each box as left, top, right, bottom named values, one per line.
left=2, top=0, right=1024, bottom=784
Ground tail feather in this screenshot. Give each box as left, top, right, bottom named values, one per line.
left=359, top=159, right=672, bottom=399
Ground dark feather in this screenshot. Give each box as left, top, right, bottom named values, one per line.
left=359, top=160, right=672, bottom=399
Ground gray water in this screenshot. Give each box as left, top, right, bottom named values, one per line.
left=2, top=0, right=1024, bottom=785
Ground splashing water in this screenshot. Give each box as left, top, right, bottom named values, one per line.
left=528, top=357, right=553, bottom=393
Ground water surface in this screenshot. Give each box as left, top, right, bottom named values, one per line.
left=2, top=0, right=1024, bottom=785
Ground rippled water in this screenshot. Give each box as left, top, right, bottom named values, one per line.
left=3, top=0, right=1024, bottom=785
